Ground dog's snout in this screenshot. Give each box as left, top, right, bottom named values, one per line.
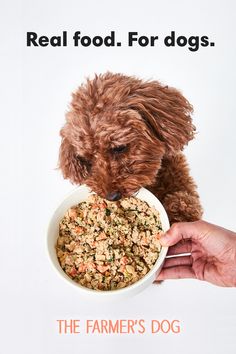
left=106, top=191, right=122, bottom=201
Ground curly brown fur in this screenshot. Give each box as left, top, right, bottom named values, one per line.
left=59, top=72, right=203, bottom=224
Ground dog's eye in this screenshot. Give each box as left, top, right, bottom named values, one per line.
left=110, top=145, right=128, bottom=154
left=75, top=155, right=92, bottom=169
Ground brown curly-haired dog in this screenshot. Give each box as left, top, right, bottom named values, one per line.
left=59, top=72, right=203, bottom=224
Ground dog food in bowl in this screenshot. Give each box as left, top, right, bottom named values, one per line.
left=56, top=194, right=163, bottom=291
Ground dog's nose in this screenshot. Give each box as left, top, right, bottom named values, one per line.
left=106, top=191, right=122, bottom=201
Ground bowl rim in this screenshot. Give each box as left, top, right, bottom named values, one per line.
left=46, top=185, right=169, bottom=296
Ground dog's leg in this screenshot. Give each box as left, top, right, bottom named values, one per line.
left=148, top=153, right=203, bottom=224
left=162, top=191, right=203, bottom=224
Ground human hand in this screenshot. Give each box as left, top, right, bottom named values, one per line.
left=156, top=220, right=236, bottom=287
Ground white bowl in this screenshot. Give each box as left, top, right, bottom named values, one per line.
left=47, top=185, right=169, bottom=300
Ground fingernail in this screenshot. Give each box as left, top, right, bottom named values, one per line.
left=159, top=233, right=170, bottom=246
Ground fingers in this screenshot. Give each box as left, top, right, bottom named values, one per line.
left=167, top=240, right=192, bottom=256
left=163, top=255, right=193, bottom=268
left=160, top=220, right=208, bottom=247
left=156, top=265, right=196, bottom=281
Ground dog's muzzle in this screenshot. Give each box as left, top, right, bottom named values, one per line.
left=106, top=191, right=122, bottom=201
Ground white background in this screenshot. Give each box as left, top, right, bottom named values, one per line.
left=1, top=0, right=236, bottom=353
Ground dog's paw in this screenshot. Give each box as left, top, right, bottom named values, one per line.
left=163, top=191, right=203, bottom=224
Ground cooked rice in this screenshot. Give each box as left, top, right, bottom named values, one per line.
left=56, top=194, right=163, bottom=291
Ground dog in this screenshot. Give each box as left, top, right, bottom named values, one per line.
left=59, top=72, right=203, bottom=224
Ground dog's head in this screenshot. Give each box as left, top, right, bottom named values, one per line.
left=59, top=73, right=195, bottom=200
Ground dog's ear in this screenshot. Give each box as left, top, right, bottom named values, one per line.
left=58, top=135, right=84, bottom=184
left=127, top=81, right=195, bottom=155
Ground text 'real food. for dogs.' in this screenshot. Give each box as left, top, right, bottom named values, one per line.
left=56, top=194, right=163, bottom=291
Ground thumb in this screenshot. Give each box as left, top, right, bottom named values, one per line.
left=160, top=220, right=207, bottom=247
